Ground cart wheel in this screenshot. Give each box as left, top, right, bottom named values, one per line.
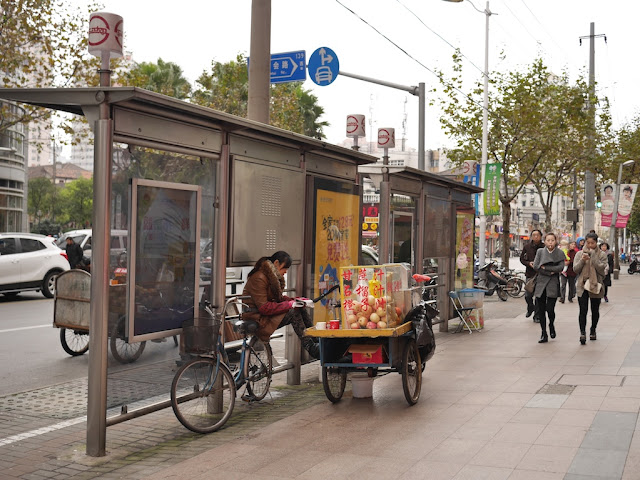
left=60, top=328, right=89, bottom=356
left=110, top=316, right=146, bottom=364
left=322, top=366, right=347, bottom=403
left=402, top=338, right=422, bottom=406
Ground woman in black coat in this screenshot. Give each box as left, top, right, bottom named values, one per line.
left=600, top=242, right=614, bottom=302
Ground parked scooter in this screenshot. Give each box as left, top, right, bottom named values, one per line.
left=629, top=258, right=640, bottom=275
left=475, top=261, right=509, bottom=301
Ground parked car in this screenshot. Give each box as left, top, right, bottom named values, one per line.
left=55, top=229, right=127, bottom=267
left=0, top=233, right=70, bottom=298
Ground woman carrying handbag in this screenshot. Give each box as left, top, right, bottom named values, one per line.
left=573, top=232, right=608, bottom=345
left=532, top=233, right=566, bottom=343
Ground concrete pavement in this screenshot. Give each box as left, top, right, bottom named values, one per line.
left=2, top=271, right=640, bottom=479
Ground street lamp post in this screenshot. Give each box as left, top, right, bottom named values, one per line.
left=444, top=0, right=492, bottom=268
left=609, top=159, right=634, bottom=267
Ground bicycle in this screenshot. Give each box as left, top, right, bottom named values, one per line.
left=170, top=297, right=273, bottom=434
left=497, top=267, right=525, bottom=298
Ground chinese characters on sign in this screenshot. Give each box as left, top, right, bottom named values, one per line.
left=483, top=163, right=502, bottom=216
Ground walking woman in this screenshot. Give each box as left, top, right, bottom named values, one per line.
left=573, top=232, right=608, bottom=345
left=533, top=233, right=566, bottom=343
left=600, top=242, right=614, bottom=302
left=242, top=251, right=319, bottom=358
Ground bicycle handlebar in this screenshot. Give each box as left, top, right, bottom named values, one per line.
left=311, top=283, right=340, bottom=303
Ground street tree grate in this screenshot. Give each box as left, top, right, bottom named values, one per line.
left=537, top=384, right=576, bottom=395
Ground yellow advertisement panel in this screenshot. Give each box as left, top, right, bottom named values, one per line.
left=313, top=187, right=360, bottom=324
left=455, top=210, right=475, bottom=289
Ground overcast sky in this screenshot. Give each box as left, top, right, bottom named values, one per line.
left=77, top=0, right=639, bottom=153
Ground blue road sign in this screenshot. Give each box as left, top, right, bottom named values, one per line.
left=270, top=50, right=306, bottom=83
left=308, top=47, right=339, bottom=86
left=248, top=51, right=307, bottom=84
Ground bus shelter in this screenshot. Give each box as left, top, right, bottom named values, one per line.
left=0, top=86, right=376, bottom=455
left=358, top=164, right=483, bottom=327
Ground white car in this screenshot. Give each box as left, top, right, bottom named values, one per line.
left=0, top=233, right=70, bottom=298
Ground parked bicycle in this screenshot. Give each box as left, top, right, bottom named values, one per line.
left=171, top=285, right=341, bottom=434
left=170, top=296, right=274, bottom=434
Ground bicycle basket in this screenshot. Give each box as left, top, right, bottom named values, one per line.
left=182, top=323, right=220, bottom=354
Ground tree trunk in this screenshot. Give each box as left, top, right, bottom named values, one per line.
left=501, top=201, right=512, bottom=268
left=543, top=204, right=553, bottom=233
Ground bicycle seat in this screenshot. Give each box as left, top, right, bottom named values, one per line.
left=233, top=320, right=259, bottom=335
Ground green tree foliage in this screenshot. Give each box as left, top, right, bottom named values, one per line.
left=28, top=177, right=55, bottom=223
left=192, top=53, right=328, bottom=138
left=438, top=55, right=610, bottom=264
left=118, top=58, right=192, bottom=99
left=58, top=178, right=93, bottom=229
left=0, top=0, right=102, bottom=141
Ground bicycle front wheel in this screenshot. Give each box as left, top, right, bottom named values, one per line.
left=171, top=358, right=236, bottom=434
left=245, top=337, right=273, bottom=401
left=505, top=277, right=524, bottom=298
left=496, top=286, right=509, bottom=301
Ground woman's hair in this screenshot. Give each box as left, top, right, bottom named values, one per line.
left=248, top=251, right=292, bottom=277
left=585, top=232, right=598, bottom=242
left=545, top=232, right=557, bottom=241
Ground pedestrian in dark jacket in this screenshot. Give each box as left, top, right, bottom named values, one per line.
left=560, top=240, right=578, bottom=303
left=65, top=237, right=83, bottom=269
left=520, top=229, right=544, bottom=321
left=533, top=233, right=566, bottom=343
left=600, top=242, right=614, bottom=302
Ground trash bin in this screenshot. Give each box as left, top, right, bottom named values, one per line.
left=458, top=288, right=485, bottom=329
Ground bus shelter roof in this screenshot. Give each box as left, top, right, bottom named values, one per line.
left=358, top=164, right=484, bottom=194
left=0, top=87, right=377, bottom=164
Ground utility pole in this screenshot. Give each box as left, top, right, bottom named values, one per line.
left=580, top=22, right=606, bottom=235
left=247, top=0, right=271, bottom=124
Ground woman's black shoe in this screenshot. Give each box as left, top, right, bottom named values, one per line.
left=538, top=335, right=548, bottom=343
left=549, top=323, right=556, bottom=339
left=590, top=331, right=597, bottom=341
left=580, top=333, right=586, bottom=345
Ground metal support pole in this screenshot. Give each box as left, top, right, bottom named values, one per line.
left=86, top=51, right=113, bottom=458
left=247, top=0, right=271, bottom=124
left=86, top=116, right=112, bottom=457
left=379, top=149, right=391, bottom=264
left=418, top=82, right=425, bottom=170
left=477, top=1, right=491, bottom=269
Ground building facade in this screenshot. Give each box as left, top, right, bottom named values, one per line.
left=0, top=101, right=28, bottom=232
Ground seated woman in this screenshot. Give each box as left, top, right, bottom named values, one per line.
left=242, top=251, right=319, bottom=358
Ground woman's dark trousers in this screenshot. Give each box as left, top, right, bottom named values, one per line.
left=537, top=291, right=557, bottom=337
left=578, top=291, right=601, bottom=334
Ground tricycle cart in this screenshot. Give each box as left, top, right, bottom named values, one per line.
left=305, top=321, right=424, bottom=405
left=53, top=270, right=147, bottom=363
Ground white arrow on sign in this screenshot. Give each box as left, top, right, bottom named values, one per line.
left=319, top=48, right=333, bottom=65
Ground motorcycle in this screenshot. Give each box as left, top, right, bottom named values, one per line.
left=629, top=259, right=640, bottom=275
left=475, top=261, right=509, bottom=301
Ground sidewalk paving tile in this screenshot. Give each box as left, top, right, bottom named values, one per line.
left=567, top=448, right=628, bottom=478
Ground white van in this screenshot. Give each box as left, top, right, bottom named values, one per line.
left=56, top=229, right=128, bottom=264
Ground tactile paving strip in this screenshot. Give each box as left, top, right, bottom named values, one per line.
left=0, top=360, right=178, bottom=420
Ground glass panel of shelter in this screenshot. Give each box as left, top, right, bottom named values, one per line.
left=110, top=143, right=217, bottom=320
